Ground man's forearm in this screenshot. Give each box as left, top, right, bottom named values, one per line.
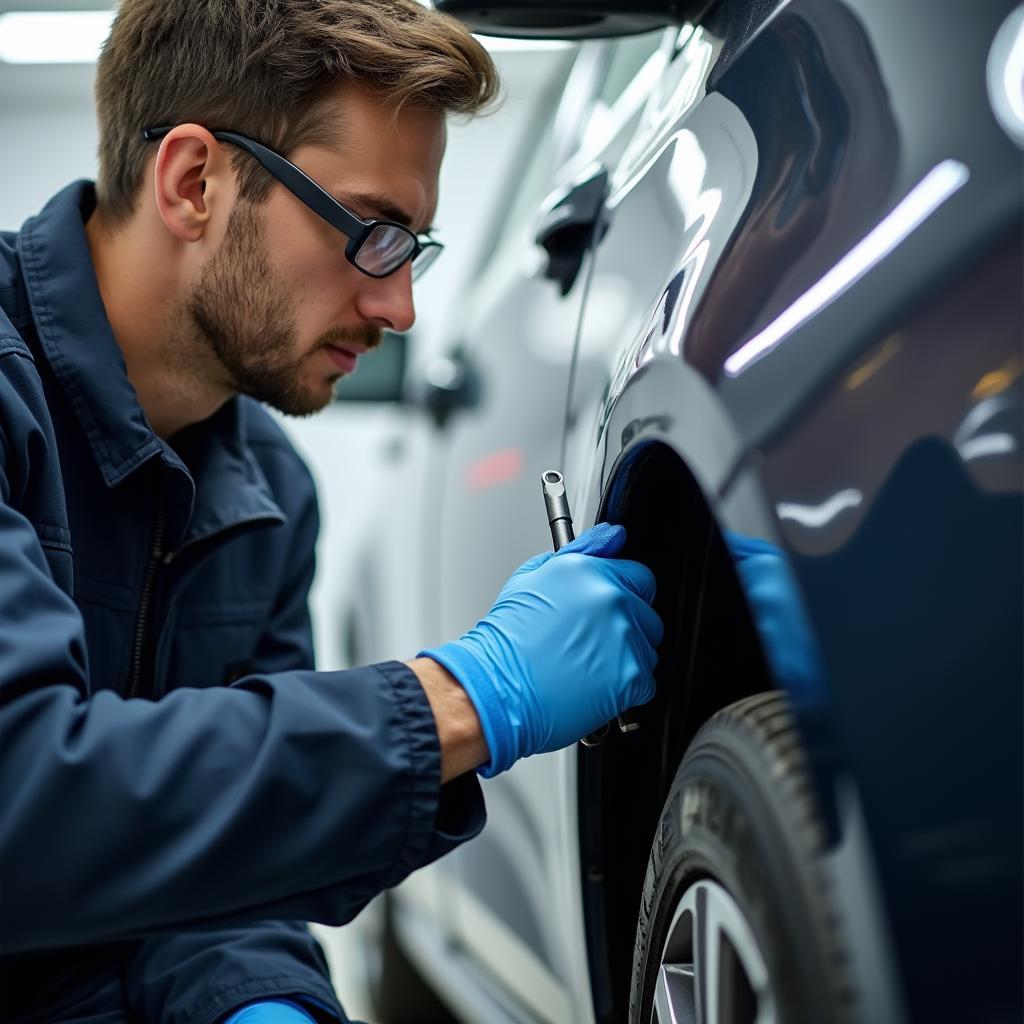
left=406, top=658, right=490, bottom=783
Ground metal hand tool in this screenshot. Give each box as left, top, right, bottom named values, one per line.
left=541, top=470, right=639, bottom=746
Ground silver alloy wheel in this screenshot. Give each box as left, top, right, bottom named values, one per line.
left=651, top=879, right=777, bottom=1024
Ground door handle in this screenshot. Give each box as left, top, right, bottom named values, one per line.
left=418, top=350, right=477, bottom=429
left=535, top=164, right=609, bottom=296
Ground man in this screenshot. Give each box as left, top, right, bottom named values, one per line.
left=0, top=1, right=663, bottom=1021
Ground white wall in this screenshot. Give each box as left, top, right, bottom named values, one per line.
left=0, top=49, right=98, bottom=227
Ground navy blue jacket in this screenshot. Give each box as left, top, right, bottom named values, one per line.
left=0, top=182, right=485, bottom=1023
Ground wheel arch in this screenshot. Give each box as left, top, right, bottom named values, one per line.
left=577, top=438, right=779, bottom=1023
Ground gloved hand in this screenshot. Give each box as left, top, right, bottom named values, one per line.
left=223, top=999, right=317, bottom=1023
left=419, top=522, right=663, bottom=777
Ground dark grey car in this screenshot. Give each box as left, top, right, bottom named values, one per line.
left=345, top=2, right=1024, bottom=1021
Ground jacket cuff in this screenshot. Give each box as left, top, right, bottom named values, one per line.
left=371, top=661, right=486, bottom=888
left=415, top=642, right=511, bottom=776
left=221, top=998, right=318, bottom=1023
left=191, top=974, right=341, bottom=1024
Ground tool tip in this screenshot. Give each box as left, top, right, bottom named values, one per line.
left=541, top=470, right=565, bottom=498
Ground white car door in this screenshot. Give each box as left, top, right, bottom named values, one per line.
left=430, top=34, right=670, bottom=1023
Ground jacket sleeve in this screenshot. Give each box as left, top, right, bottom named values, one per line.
left=0, top=352, right=486, bottom=955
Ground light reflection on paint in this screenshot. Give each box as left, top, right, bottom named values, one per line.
left=724, top=160, right=970, bottom=377
left=640, top=30, right=715, bottom=156
left=843, top=334, right=904, bottom=391
left=614, top=28, right=717, bottom=200
left=972, top=356, right=1022, bottom=401
left=658, top=130, right=721, bottom=359
left=988, top=6, right=1024, bottom=145
left=954, top=393, right=1015, bottom=449
left=777, top=489, right=863, bottom=528
left=1003, top=25, right=1024, bottom=126
left=958, top=433, right=1018, bottom=461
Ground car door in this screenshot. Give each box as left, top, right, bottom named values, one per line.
left=429, top=33, right=669, bottom=1022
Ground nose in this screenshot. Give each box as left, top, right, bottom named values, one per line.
left=354, top=261, right=416, bottom=333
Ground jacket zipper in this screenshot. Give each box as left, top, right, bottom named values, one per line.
left=142, top=513, right=284, bottom=690
left=127, top=496, right=167, bottom=700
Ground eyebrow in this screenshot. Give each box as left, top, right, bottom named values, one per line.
left=337, top=190, right=435, bottom=235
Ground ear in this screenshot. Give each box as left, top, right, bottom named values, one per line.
left=152, top=123, right=232, bottom=242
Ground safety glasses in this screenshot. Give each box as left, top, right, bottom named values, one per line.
left=142, top=126, right=443, bottom=281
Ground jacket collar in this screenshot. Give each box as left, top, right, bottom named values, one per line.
left=18, top=181, right=163, bottom=487
left=169, top=398, right=286, bottom=549
left=16, top=181, right=284, bottom=539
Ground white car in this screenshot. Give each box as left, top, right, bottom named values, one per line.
left=343, top=2, right=1024, bottom=1022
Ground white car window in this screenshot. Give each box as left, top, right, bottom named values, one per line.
left=479, top=33, right=668, bottom=290
left=600, top=31, right=667, bottom=106
left=578, top=32, right=669, bottom=156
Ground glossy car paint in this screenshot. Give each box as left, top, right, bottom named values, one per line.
left=565, top=1, right=1022, bottom=1021
left=357, top=1, right=1023, bottom=1021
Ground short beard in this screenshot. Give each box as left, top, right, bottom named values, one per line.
left=184, top=200, right=379, bottom=418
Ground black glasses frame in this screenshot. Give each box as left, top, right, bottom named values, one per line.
left=142, top=125, right=442, bottom=280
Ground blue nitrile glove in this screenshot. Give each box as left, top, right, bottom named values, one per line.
left=724, top=531, right=825, bottom=701
left=419, top=522, right=663, bottom=777
left=223, top=999, right=317, bottom=1023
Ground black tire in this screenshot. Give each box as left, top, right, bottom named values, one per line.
left=629, top=692, right=855, bottom=1024
left=363, top=893, right=459, bottom=1024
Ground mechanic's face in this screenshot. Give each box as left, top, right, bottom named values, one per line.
left=185, top=88, right=444, bottom=417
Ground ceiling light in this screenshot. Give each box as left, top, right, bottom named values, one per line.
left=0, top=10, right=115, bottom=65
left=479, top=38, right=573, bottom=52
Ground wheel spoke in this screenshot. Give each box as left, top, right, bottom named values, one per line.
left=698, top=884, right=721, bottom=1024
left=654, top=964, right=697, bottom=1023
left=702, top=880, right=773, bottom=1020
left=652, top=880, right=776, bottom=1024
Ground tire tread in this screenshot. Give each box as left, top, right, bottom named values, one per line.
left=628, top=692, right=859, bottom=1023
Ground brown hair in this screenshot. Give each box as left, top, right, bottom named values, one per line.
left=94, top=0, right=499, bottom=225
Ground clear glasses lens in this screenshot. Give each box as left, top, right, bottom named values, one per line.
left=411, top=242, right=443, bottom=281
left=356, top=223, right=417, bottom=276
